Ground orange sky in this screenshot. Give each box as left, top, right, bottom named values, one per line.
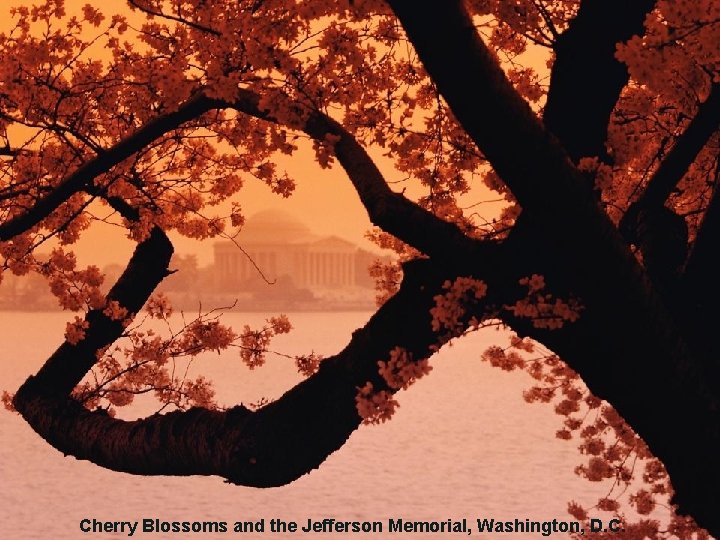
left=75, top=140, right=378, bottom=267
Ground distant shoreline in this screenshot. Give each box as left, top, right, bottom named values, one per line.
left=0, top=303, right=377, bottom=314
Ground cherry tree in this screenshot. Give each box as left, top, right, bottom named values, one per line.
left=1, top=1, right=719, bottom=537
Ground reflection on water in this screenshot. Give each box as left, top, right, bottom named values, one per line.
left=0, top=312, right=606, bottom=539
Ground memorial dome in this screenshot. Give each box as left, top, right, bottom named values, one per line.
left=240, top=210, right=317, bottom=244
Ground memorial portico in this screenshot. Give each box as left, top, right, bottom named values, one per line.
left=214, top=210, right=366, bottom=291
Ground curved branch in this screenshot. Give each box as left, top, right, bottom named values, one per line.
left=2, top=77, right=493, bottom=270
left=15, top=226, right=174, bottom=397
left=228, top=89, right=494, bottom=267
left=11, top=81, right=509, bottom=483
left=13, top=256, right=498, bottom=484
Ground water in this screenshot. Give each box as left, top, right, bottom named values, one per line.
left=0, top=311, right=607, bottom=539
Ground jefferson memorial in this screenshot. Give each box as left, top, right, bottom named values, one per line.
left=213, top=210, right=378, bottom=292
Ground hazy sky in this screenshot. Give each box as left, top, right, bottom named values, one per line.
left=74, top=142, right=379, bottom=268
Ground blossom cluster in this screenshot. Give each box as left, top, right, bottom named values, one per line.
left=506, top=275, right=582, bottom=330
left=377, top=346, right=432, bottom=390
left=430, top=277, right=488, bottom=337
left=482, top=335, right=709, bottom=539
left=355, top=382, right=398, bottom=425
left=295, top=353, right=322, bottom=377
left=356, top=346, right=432, bottom=424
left=239, top=315, right=293, bottom=369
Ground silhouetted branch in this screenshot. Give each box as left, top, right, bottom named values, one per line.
left=0, top=145, right=21, bottom=156
left=617, top=84, right=720, bottom=292
left=624, top=83, right=720, bottom=214
left=227, top=89, right=497, bottom=268
left=685, top=158, right=720, bottom=287
left=0, top=93, right=222, bottom=241
left=681, top=159, right=720, bottom=350
left=13, top=253, right=501, bottom=485
left=127, top=0, right=221, bottom=36
left=15, top=226, right=173, bottom=396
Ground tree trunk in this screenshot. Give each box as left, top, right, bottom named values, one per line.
left=387, top=0, right=720, bottom=535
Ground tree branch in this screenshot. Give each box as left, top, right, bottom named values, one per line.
left=127, top=0, right=221, bottom=36
left=3, top=79, right=495, bottom=271
left=15, top=226, right=174, bottom=397
left=11, top=80, right=511, bottom=484
left=0, top=93, right=222, bottom=241
left=680, top=158, right=720, bottom=357
left=12, top=255, right=501, bottom=485
left=227, top=89, right=494, bottom=268
left=385, top=0, right=602, bottom=222
left=617, top=83, right=720, bottom=294
left=623, top=83, right=720, bottom=213
left=684, top=158, right=720, bottom=289
left=11, top=79, right=509, bottom=483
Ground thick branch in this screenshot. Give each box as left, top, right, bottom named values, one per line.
left=498, top=215, right=720, bottom=523
left=0, top=93, right=221, bottom=241
left=684, top=161, right=720, bottom=290
left=620, top=83, right=720, bottom=244
left=13, top=80, right=508, bottom=484
left=385, top=0, right=613, bottom=236
left=17, top=226, right=174, bottom=397
left=544, top=0, right=655, bottom=163
left=681, top=161, right=720, bottom=359
left=13, top=257, right=497, bottom=485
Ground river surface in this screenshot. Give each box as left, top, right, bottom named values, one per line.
left=0, top=311, right=609, bottom=539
